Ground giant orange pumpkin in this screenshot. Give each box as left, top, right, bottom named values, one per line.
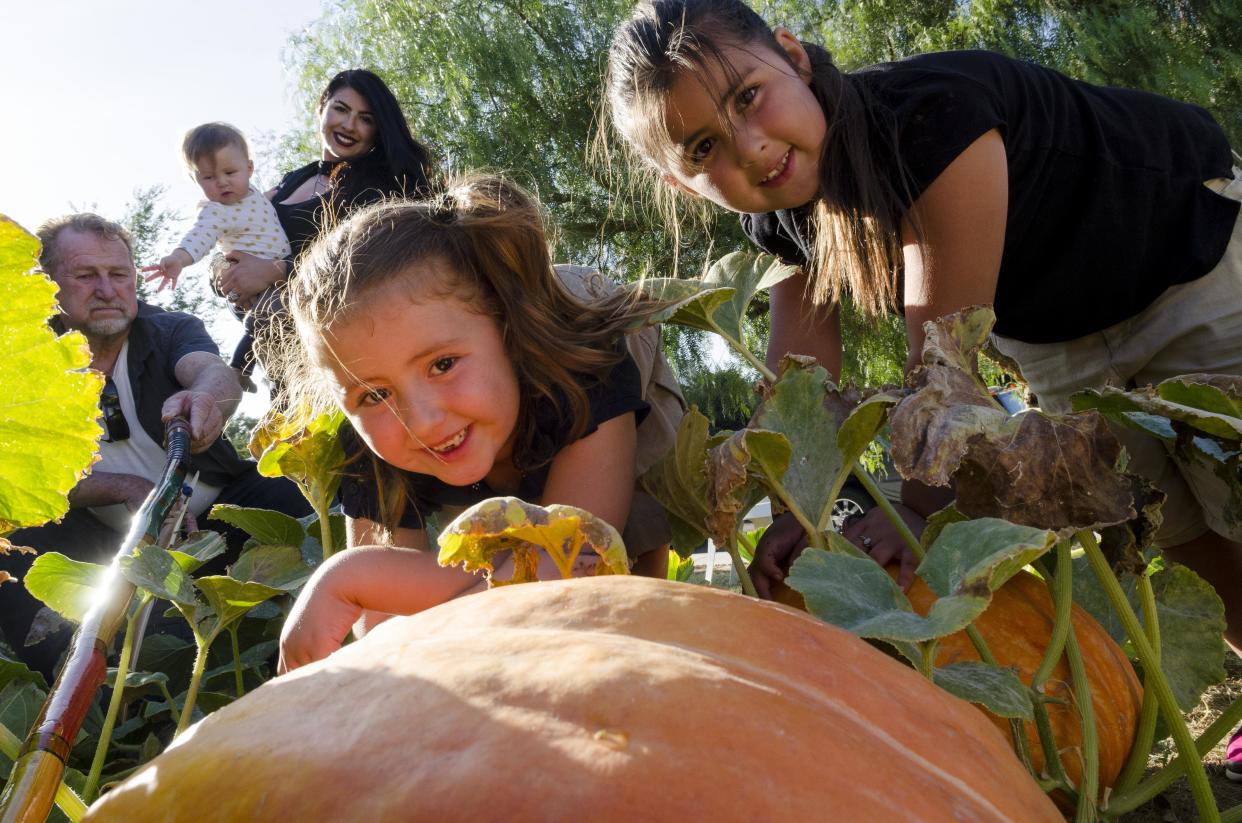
left=775, top=568, right=1143, bottom=794
left=86, top=577, right=1060, bottom=821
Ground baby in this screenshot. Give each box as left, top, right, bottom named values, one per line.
left=143, top=122, right=291, bottom=379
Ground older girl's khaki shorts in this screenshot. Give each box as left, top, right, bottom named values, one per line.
left=991, top=167, right=1242, bottom=547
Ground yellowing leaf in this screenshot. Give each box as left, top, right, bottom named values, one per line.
left=0, top=217, right=104, bottom=534
left=248, top=405, right=346, bottom=557
left=437, top=497, right=629, bottom=585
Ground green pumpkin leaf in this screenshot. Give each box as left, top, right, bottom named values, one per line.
left=917, top=518, right=1057, bottom=598
left=666, top=550, right=695, bottom=582
left=634, top=252, right=796, bottom=355
left=632, top=278, right=734, bottom=334
left=1175, top=435, right=1242, bottom=539
left=788, top=549, right=990, bottom=648
left=103, top=669, right=170, bottom=703
left=248, top=407, right=346, bottom=544
left=104, top=669, right=169, bottom=690
left=194, top=576, right=284, bottom=637
left=228, top=544, right=312, bottom=591
left=135, top=634, right=195, bottom=686
left=120, top=544, right=197, bottom=606
left=438, top=497, right=629, bottom=584
left=1158, top=374, right=1242, bottom=419
left=706, top=428, right=788, bottom=546
left=0, top=217, right=104, bottom=534
left=919, top=504, right=969, bottom=553
left=208, top=504, right=306, bottom=548
left=23, top=552, right=110, bottom=622
left=1074, top=378, right=1242, bottom=442
left=167, top=530, right=227, bottom=574
left=638, top=409, right=724, bottom=555
left=0, top=654, right=47, bottom=692
left=0, top=679, right=45, bottom=749
left=933, top=661, right=1034, bottom=719
left=698, top=251, right=798, bottom=345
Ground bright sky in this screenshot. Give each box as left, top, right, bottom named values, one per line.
left=2, top=0, right=327, bottom=233
left=3, top=0, right=330, bottom=414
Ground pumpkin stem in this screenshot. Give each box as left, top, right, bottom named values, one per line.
left=1066, top=616, right=1100, bottom=821
left=724, top=533, right=758, bottom=598
left=1029, top=547, right=1077, bottom=795
left=1030, top=697, right=1078, bottom=799
left=1111, top=572, right=1162, bottom=794
left=177, top=632, right=212, bottom=737
left=1078, top=530, right=1220, bottom=823
left=1031, top=543, right=1073, bottom=690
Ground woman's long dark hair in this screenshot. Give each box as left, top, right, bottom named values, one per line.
left=320, top=69, right=437, bottom=204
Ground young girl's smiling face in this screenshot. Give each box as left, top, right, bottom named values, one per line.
left=658, top=30, right=826, bottom=215
left=313, top=262, right=521, bottom=488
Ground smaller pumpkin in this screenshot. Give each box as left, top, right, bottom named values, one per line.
left=774, top=568, right=1143, bottom=795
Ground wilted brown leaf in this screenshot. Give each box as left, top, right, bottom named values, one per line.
left=951, top=410, right=1136, bottom=530
left=1098, top=474, right=1166, bottom=574
left=0, top=537, right=36, bottom=556
left=892, top=306, right=1136, bottom=532
left=890, top=367, right=1002, bottom=486
left=918, top=304, right=996, bottom=374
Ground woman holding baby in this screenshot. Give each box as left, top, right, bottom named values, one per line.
left=217, top=69, right=437, bottom=385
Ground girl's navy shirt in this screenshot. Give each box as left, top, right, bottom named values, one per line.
left=338, top=352, right=649, bottom=530
left=743, top=49, right=1239, bottom=343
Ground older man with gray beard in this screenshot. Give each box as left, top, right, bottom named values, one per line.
left=0, top=213, right=310, bottom=681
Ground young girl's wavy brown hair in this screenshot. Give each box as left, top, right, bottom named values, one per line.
left=270, top=174, right=655, bottom=539
left=602, top=0, right=914, bottom=317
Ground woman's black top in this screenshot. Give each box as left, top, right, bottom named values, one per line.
left=743, top=49, right=1238, bottom=343
left=339, top=353, right=650, bottom=530
left=271, top=151, right=420, bottom=261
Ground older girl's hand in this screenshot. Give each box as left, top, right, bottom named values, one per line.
left=841, top=504, right=927, bottom=590
left=747, top=513, right=809, bottom=600
left=217, top=251, right=286, bottom=306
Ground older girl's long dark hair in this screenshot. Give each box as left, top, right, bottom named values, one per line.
left=604, top=0, right=910, bottom=317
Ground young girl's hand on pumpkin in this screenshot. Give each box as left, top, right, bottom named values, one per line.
left=841, top=504, right=926, bottom=590
left=278, top=552, right=366, bottom=674
left=278, top=543, right=497, bottom=673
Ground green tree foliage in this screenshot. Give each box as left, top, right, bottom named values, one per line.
left=762, top=0, right=1242, bottom=145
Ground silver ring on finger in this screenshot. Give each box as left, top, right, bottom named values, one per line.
left=861, top=536, right=873, bottom=548
left=227, top=290, right=241, bottom=302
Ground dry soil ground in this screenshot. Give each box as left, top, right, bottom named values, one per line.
left=1122, top=652, right=1241, bottom=821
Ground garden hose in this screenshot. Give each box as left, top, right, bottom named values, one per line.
left=0, top=417, right=193, bottom=823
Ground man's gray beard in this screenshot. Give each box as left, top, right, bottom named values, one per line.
left=84, top=316, right=132, bottom=339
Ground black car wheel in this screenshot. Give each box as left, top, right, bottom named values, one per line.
left=829, top=485, right=875, bottom=533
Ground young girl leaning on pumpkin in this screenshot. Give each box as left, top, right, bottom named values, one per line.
left=602, top=0, right=1242, bottom=676
left=270, top=174, right=685, bottom=672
